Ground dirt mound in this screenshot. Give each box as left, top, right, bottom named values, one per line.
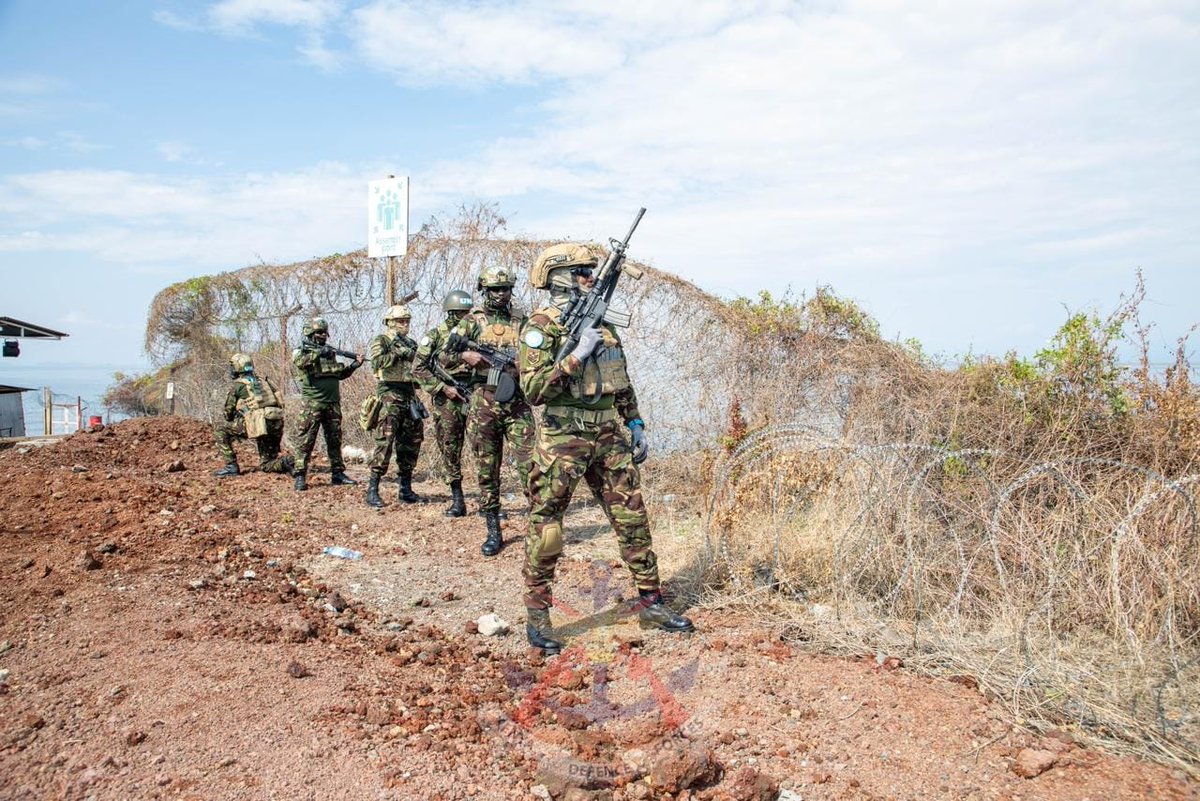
left=1, top=417, right=1196, bottom=800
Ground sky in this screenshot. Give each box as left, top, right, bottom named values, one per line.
left=2, top=0, right=1199, bottom=408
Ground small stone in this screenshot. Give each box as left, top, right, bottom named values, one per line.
left=530, top=785, right=552, bottom=800
left=476, top=613, right=510, bottom=637
left=287, top=661, right=310, bottom=679
left=76, top=550, right=102, bottom=571
left=125, top=729, right=147, bottom=746
left=199, top=505, right=217, bottom=515
left=165, top=460, right=185, bottom=473
left=440, top=590, right=459, bottom=602
left=72, top=464, right=88, bottom=473
left=97, top=542, right=117, bottom=554
left=1012, top=748, right=1058, bottom=779
left=21, top=713, right=45, bottom=729
left=19, top=558, right=34, bottom=570
left=326, top=592, right=348, bottom=612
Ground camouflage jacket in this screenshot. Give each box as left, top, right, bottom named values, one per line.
left=517, top=306, right=641, bottom=421
left=413, top=316, right=473, bottom=396
left=368, top=331, right=419, bottom=386
left=292, top=345, right=360, bottom=405
left=452, top=304, right=526, bottom=392
left=222, top=375, right=283, bottom=422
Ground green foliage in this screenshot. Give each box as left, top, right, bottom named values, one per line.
left=103, top=370, right=166, bottom=417
left=725, top=286, right=880, bottom=342
left=1034, top=312, right=1129, bottom=415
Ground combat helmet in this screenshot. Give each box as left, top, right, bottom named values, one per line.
left=229, top=352, right=254, bottom=375
left=302, top=317, right=329, bottom=337
left=383, top=304, right=412, bottom=322
left=477, top=266, right=516, bottom=291
left=442, top=290, right=473, bottom=313
left=530, top=244, right=597, bottom=289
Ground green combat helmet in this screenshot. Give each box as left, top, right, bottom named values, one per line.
left=229, top=352, right=254, bottom=378
left=530, top=244, right=597, bottom=289
left=477, top=266, right=516, bottom=291
left=302, top=317, right=329, bottom=337
left=442, top=290, right=473, bottom=313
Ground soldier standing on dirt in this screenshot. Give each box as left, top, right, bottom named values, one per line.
left=452, top=267, right=536, bottom=557
left=364, top=304, right=426, bottom=508
left=213, top=352, right=294, bottom=477
left=516, top=244, right=695, bottom=655
left=291, top=317, right=363, bottom=491
left=414, top=290, right=475, bottom=517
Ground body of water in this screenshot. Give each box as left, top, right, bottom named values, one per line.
left=2, top=362, right=134, bottom=436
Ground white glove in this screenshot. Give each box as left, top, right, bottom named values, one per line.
left=570, top=327, right=604, bottom=362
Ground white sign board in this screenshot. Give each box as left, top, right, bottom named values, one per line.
left=165, top=382, right=175, bottom=400
left=368, top=176, right=409, bottom=258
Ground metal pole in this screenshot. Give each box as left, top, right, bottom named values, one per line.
left=386, top=255, right=396, bottom=304
left=43, top=387, right=51, bottom=436
left=76, top=396, right=82, bottom=431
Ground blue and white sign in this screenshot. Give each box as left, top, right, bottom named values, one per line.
left=368, top=176, right=409, bottom=258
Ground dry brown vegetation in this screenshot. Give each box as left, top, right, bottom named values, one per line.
left=130, top=206, right=1199, bottom=770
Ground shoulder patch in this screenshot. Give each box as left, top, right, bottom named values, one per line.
left=523, top=329, right=546, bottom=349
left=420, top=336, right=431, bottom=347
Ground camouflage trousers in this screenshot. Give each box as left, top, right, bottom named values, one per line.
left=468, top=388, right=535, bottom=513
left=292, top=401, right=345, bottom=475
left=369, top=387, right=425, bottom=478
left=430, top=393, right=468, bottom=484
left=523, top=412, right=659, bottom=610
left=214, top=416, right=290, bottom=472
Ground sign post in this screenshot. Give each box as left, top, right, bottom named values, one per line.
left=368, top=176, right=409, bottom=304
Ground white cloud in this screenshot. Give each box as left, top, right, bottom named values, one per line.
left=0, top=164, right=369, bottom=267
left=157, top=141, right=193, bottom=163
left=208, top=0, right=344, bottom=33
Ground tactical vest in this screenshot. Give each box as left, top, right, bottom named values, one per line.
left=470, top=308, right=520, bottom=349
left=540, top=308, right=631, bottom=399
left=372, top=334, right=415, bottom=383
left=235, top=375, right=281, bottom=412
left=467, top=308, right=521, bottom=386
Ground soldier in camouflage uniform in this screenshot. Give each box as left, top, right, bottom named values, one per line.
left=517, top=244, right=694, bottom=654
left=452, top=267, right=536, bottom=557
left=291, top=317, right=363, bottom=491
left=413, top=290, right=475, bottom=517
left=213, top=352, right=294, bottom=477
left=365, top=304, right=426, bottom=507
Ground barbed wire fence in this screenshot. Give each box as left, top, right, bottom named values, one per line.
left=145, top=207, right=1199, bottom=770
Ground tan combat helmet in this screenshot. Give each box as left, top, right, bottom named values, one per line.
left=442, top=290, right=473, bottom=312
left=477, top=266, right=516, bottom=290
left=530, top=243, right=597, bottom=289
left=383, top=304, right=412, bottom=322
left=229, top=352, right=254, bottom=374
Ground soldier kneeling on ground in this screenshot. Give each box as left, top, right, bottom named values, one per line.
left=214, top=352, right=294, bottom=477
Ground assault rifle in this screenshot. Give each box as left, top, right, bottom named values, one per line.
left=554, top=208, right=646, bottom=401
left=445, top=332, right=518, bottom=403
left=302, top=341, right=363, bottom=362
left=421, top=348, right=474, bottom=401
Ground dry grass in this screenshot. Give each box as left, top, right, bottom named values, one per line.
left=139, top=208, right=1200, bottom=770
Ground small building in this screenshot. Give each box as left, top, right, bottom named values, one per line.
left=0, top=384, right=34, bottom=437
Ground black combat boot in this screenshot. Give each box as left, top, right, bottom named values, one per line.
left=214, top=462, right=240, bottom=477
left=398, top=474, right=421, bottom=504
left=331, top=470, right=358, bottom=486
left=478, top=509, right=508, bottom=521
left=365, top=474, right=384, bottom=508
left=294, top=472, right=308, bottom=492
left=279, top=455, right=295, bottom=474
left=525, top=607, right=562, bottom=655
left=444, top=480, right=467, bottom=517
left=481, top=511, right=503, bottom=556
left=635, top=590, right=695, bottom=633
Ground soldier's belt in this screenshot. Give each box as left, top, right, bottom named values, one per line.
left=544, top=405, right=620, bottom=425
